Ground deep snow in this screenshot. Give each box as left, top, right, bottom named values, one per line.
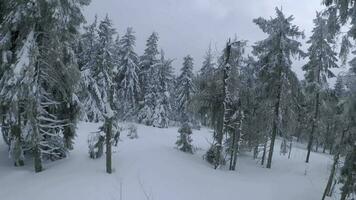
left=0, top=122, right=332, bottom=200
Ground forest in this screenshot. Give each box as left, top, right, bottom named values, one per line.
left=0, top=0, right=355, bottom=200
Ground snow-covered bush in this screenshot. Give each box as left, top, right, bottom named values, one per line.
left=88, top=129, right=105, bottom=159
left=176, top=123, right=193, bottom=153
left=280, top=139, right=288, bottom=156
left=205, top=144, right=225, bottom=166
left=127, top=124, right=138, bottom=139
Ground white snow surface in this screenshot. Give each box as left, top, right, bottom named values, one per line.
left=0, top=122, right=332, bottom=200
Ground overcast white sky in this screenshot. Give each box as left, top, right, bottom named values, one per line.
left=83, top=0, right=331, bottom=79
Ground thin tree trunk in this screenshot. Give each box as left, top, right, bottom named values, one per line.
left=231, top=128, right=240, bottom=171
left=106, top=86, right=114, bottom=174
left=322, top=127, right=347, bottom=200
left=31, top=107, right=42, bottom=173
left=106, top=118, right=112, bottom=174
left=322, top=144, right=326, bottom=153
left=214, top=41, right=232, bottom=169
left=288, top=140, right=292, bottom=159
left=306, top=92, right=319, bottom=163
left=253, top=145, right=259, bottom=159
left=322, top=153, right=339, bottom=200
left=13, top=105, right=24, bottom=166
left=229, top=131, right=236, bottom=170
left=266, top=87, right=281, bottom=169
left=261, top=138, right=267, bottom=166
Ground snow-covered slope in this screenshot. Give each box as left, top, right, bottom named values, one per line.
left=0, top=122, right=332, bottom=200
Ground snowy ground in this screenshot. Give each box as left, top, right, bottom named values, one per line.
left=0, top=122, right=332, bottom=200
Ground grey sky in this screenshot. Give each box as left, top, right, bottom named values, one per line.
left=84, top=0, right=329, bottom=79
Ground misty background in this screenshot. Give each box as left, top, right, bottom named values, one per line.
left=84, top=0, right=347, bottom=82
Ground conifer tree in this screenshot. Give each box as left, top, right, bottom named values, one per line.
left=200, top=45, right=215, bottom=78
left=138, top=33, right=159, bottom=125
left=96, top=15, right=116, bottom=174
left=117, top=27, right=140, bottom=119
left=152, top=51, right=174, bottom=128
left=303, top=12, right=338, bottom=163
left=176, top=55, right=195, bottom=122
left=176, top=122, right=193, bottom=153
left=77, top=17, right=104, bottom=122
left=140, top=32, right=159, bottom=98
left=252, top=7, right=304, bottom=169
left=0, top=0, right=89, bottom=172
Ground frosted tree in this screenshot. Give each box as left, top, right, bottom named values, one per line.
left=0, top=0, right=88, bottom=172
left=176, top=55, right=195, bottom=122
left=152, top=51, right=174, bottom=128
left=138, top=32, right=159, bottom=125
left=77, top=17, right=105, bottom=122
left=194, top=46, right=218, bottom=127
left=321, top=2, right=356, bottom=199
left=200, top=44, right=215, bottom=77
left=252, top=7, right=304, bottom=169
left=117, top=27, right=140, bottom=119
left=205, top=39, right=245, bottom=170
left=93, top=15, right=116, bottom=174
left=140, top=32, right=159, bottom=98
left=176, top=122, right=193, bottom=153
left=223, top=40, right=246, bottom=171
left=303, top=12, right=338, bottom=163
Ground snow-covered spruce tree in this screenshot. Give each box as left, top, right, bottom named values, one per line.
left=152, top=50, right=174, bottom=128
left=176, top=122, right=193, bottom=153
left=200, top=44, right=215, bottom=78
left=223, top=40, right=246, bottom=171
left=91, top=15, right=116, bottom=174
left=252, top=7, right=304, bottom=169
left=138, top=32, right=159, bottom=125
left=176, top=55, right=195, bottom=122
left=139, top=32, right=159, bottom=99
left=239, top=56, right=270, bottom=161
left=303, top=12, right=338, bottom=163
left=206, top=39, right=245, bottom=170
left=196, top=45, right=216, bottom=126
left=192, top=54, right=224, bottom=165
left=335, top=69, right=356, bottom=200
left=116, top=27, right=140, bottom=120
left=0, top=0, right=88, bottom=172
left=77, top=16, right=106, bottom=122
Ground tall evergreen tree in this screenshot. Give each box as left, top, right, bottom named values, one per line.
left=116, top=27, right=140, bottom=119
left=138, top=32, right=159, bottom=125
left=0, top=0, right=89, bottom=172
left=200, top=45, right=215, bottom=77
left=176, top=55, right=195, bottom=122
left=96, top=15, right=116, bottom=174
left=303, top=12, right=338, bottom=163
left=77, top=16, right=104, bottom=122
left=252, top=7, right=305, bottom=169
left=140, top=32, right=159, bottom=97
left=152, top=50, right=174, bottom=128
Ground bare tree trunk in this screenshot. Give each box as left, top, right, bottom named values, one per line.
left=106, top=118, right=112, bottom=174
left=105, top=86, right=114, bottom=174
left=253, top=145, right=259, bottom=159
left=229, top=131, right=236, bottom=170
left=214, top=41, right=232, bottom=169
left=322, top=127, right=347, bottom=200
left=288, top=140, right=292, bottom=159
left=306, top=92, right=319, bottom=163
left=322, top=153, right=339, bottom=200
left=231, top=130, right=240, bottom=170
left=261, top=138, right=267, bottom=166
left=30, top=100, right=42, bottom=173
left=266, top=89, right=281, bottom=169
